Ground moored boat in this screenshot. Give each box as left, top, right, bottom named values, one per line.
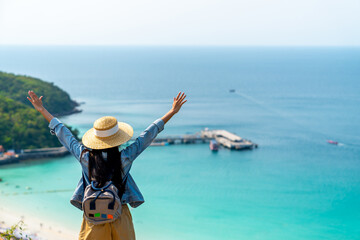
left=210, top=140, right=219, bottom=151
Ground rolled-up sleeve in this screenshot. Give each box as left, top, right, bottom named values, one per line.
left=49, top=118, right=84, bottom=161
left=121, top=118, right=165, bottom=170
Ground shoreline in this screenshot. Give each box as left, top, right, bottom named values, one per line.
left=0, top=103, right=82, bottom=166
left=53, top=107, right=83, bottom=118
left=0, top=147, right=70, bottom=166
left=0, top=205, right=78, bottom=240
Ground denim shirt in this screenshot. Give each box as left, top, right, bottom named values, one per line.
left=49, top=117, right=165, bottom=210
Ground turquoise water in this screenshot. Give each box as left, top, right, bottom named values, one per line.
left=1, top=47, right=360, bottom=239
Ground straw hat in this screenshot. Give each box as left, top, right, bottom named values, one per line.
left=82, top=116, right=133, bottom=150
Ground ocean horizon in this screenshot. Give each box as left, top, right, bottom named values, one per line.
left=0, top=46, right=360, bottom=239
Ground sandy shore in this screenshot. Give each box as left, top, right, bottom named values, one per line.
left=0, top=206, right=78, bottom=240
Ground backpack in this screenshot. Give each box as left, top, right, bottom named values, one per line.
left=80, top=151, right=128, bottom=225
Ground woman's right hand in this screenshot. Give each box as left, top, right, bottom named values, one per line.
left=27, top=90, right=45, bottom=112
left=171, top=91, right=187, bottom=114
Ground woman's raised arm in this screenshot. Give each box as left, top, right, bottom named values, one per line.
left=121, top=91, right=187, bottom=171
left=27, top=90, right=54, bottom=123
left=27, top=90, right=84, bottom=161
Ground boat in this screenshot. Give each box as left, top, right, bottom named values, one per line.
left=209, top=140, right=219, bottom=151
left=327, top=140, right=338, bottom=145
left=229, top=89, right=235, bottom=93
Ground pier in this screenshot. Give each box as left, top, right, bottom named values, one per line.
left=0, top=129, right=257, bottom=166
left=144, top=128, right=258, bottom=150
left=200, top=129, right=258, bottom=150
left=0, top=147, right=69, bottom=166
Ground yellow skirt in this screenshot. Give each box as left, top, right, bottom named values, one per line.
left=78, top=204, right=136, bottom=240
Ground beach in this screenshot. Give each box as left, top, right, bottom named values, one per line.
left=0, top=206, right=77, bottom=240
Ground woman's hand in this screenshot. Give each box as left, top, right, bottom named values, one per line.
left=27, top=90, right=54, bottom=122
left=27, top=90, right=44, bottom=112
left=171, top=91, right=187, bottom=114
left=161, top=91, right=187, bottom=124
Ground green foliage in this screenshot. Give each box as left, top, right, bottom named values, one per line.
left=0, top=71, right=78, bottom=115
left=0, top=71, right=80, bottom=150
left=0, top=220, right=32, bottom=240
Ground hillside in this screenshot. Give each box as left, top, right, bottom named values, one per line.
left=0, top=72, right=80, bottom=150
left=0, top=72, right=80, bottom=116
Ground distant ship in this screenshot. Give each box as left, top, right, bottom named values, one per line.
left=210, top=140, right=219, bottom=151
left=327, top=140, right=338, bottom=145
left=229, top=89, right=235, bottom=93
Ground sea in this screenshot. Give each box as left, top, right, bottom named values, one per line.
left=0, top=46, right=359, bottom=240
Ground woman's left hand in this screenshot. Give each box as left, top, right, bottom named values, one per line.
left=27, top=90, right=45, bottom=112
left=171, top=91, right=187, bottom=114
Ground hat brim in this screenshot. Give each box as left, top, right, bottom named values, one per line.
left=82, top=122, right=134, bottom=150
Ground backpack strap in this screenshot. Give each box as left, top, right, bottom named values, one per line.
left=90, top=181, right=117, bottom=210
left=80, top=148, right=129, bottom=198
left=81, top=166, right=129, bottom=193
left=89, top=189, right=118, bottom=210
left=88, top=173, right=129, bottom=210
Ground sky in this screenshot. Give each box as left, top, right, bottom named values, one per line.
left=0, top=0, right=359, bottom=46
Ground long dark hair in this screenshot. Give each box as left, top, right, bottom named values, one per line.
left=83, top=147, right=125, bottom=197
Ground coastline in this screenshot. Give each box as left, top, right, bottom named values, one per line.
left=52, top=107, right=83, bottom=118
left=0, top=100, right=82, bottom=239
left=0, top=100, right=83, bottom=165
left=0, top=147, right=70, bottom=166
left=0, top=205, right=78, bottom=240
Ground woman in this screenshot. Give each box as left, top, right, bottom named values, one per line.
left=27, top=90, right=187, bottom=240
